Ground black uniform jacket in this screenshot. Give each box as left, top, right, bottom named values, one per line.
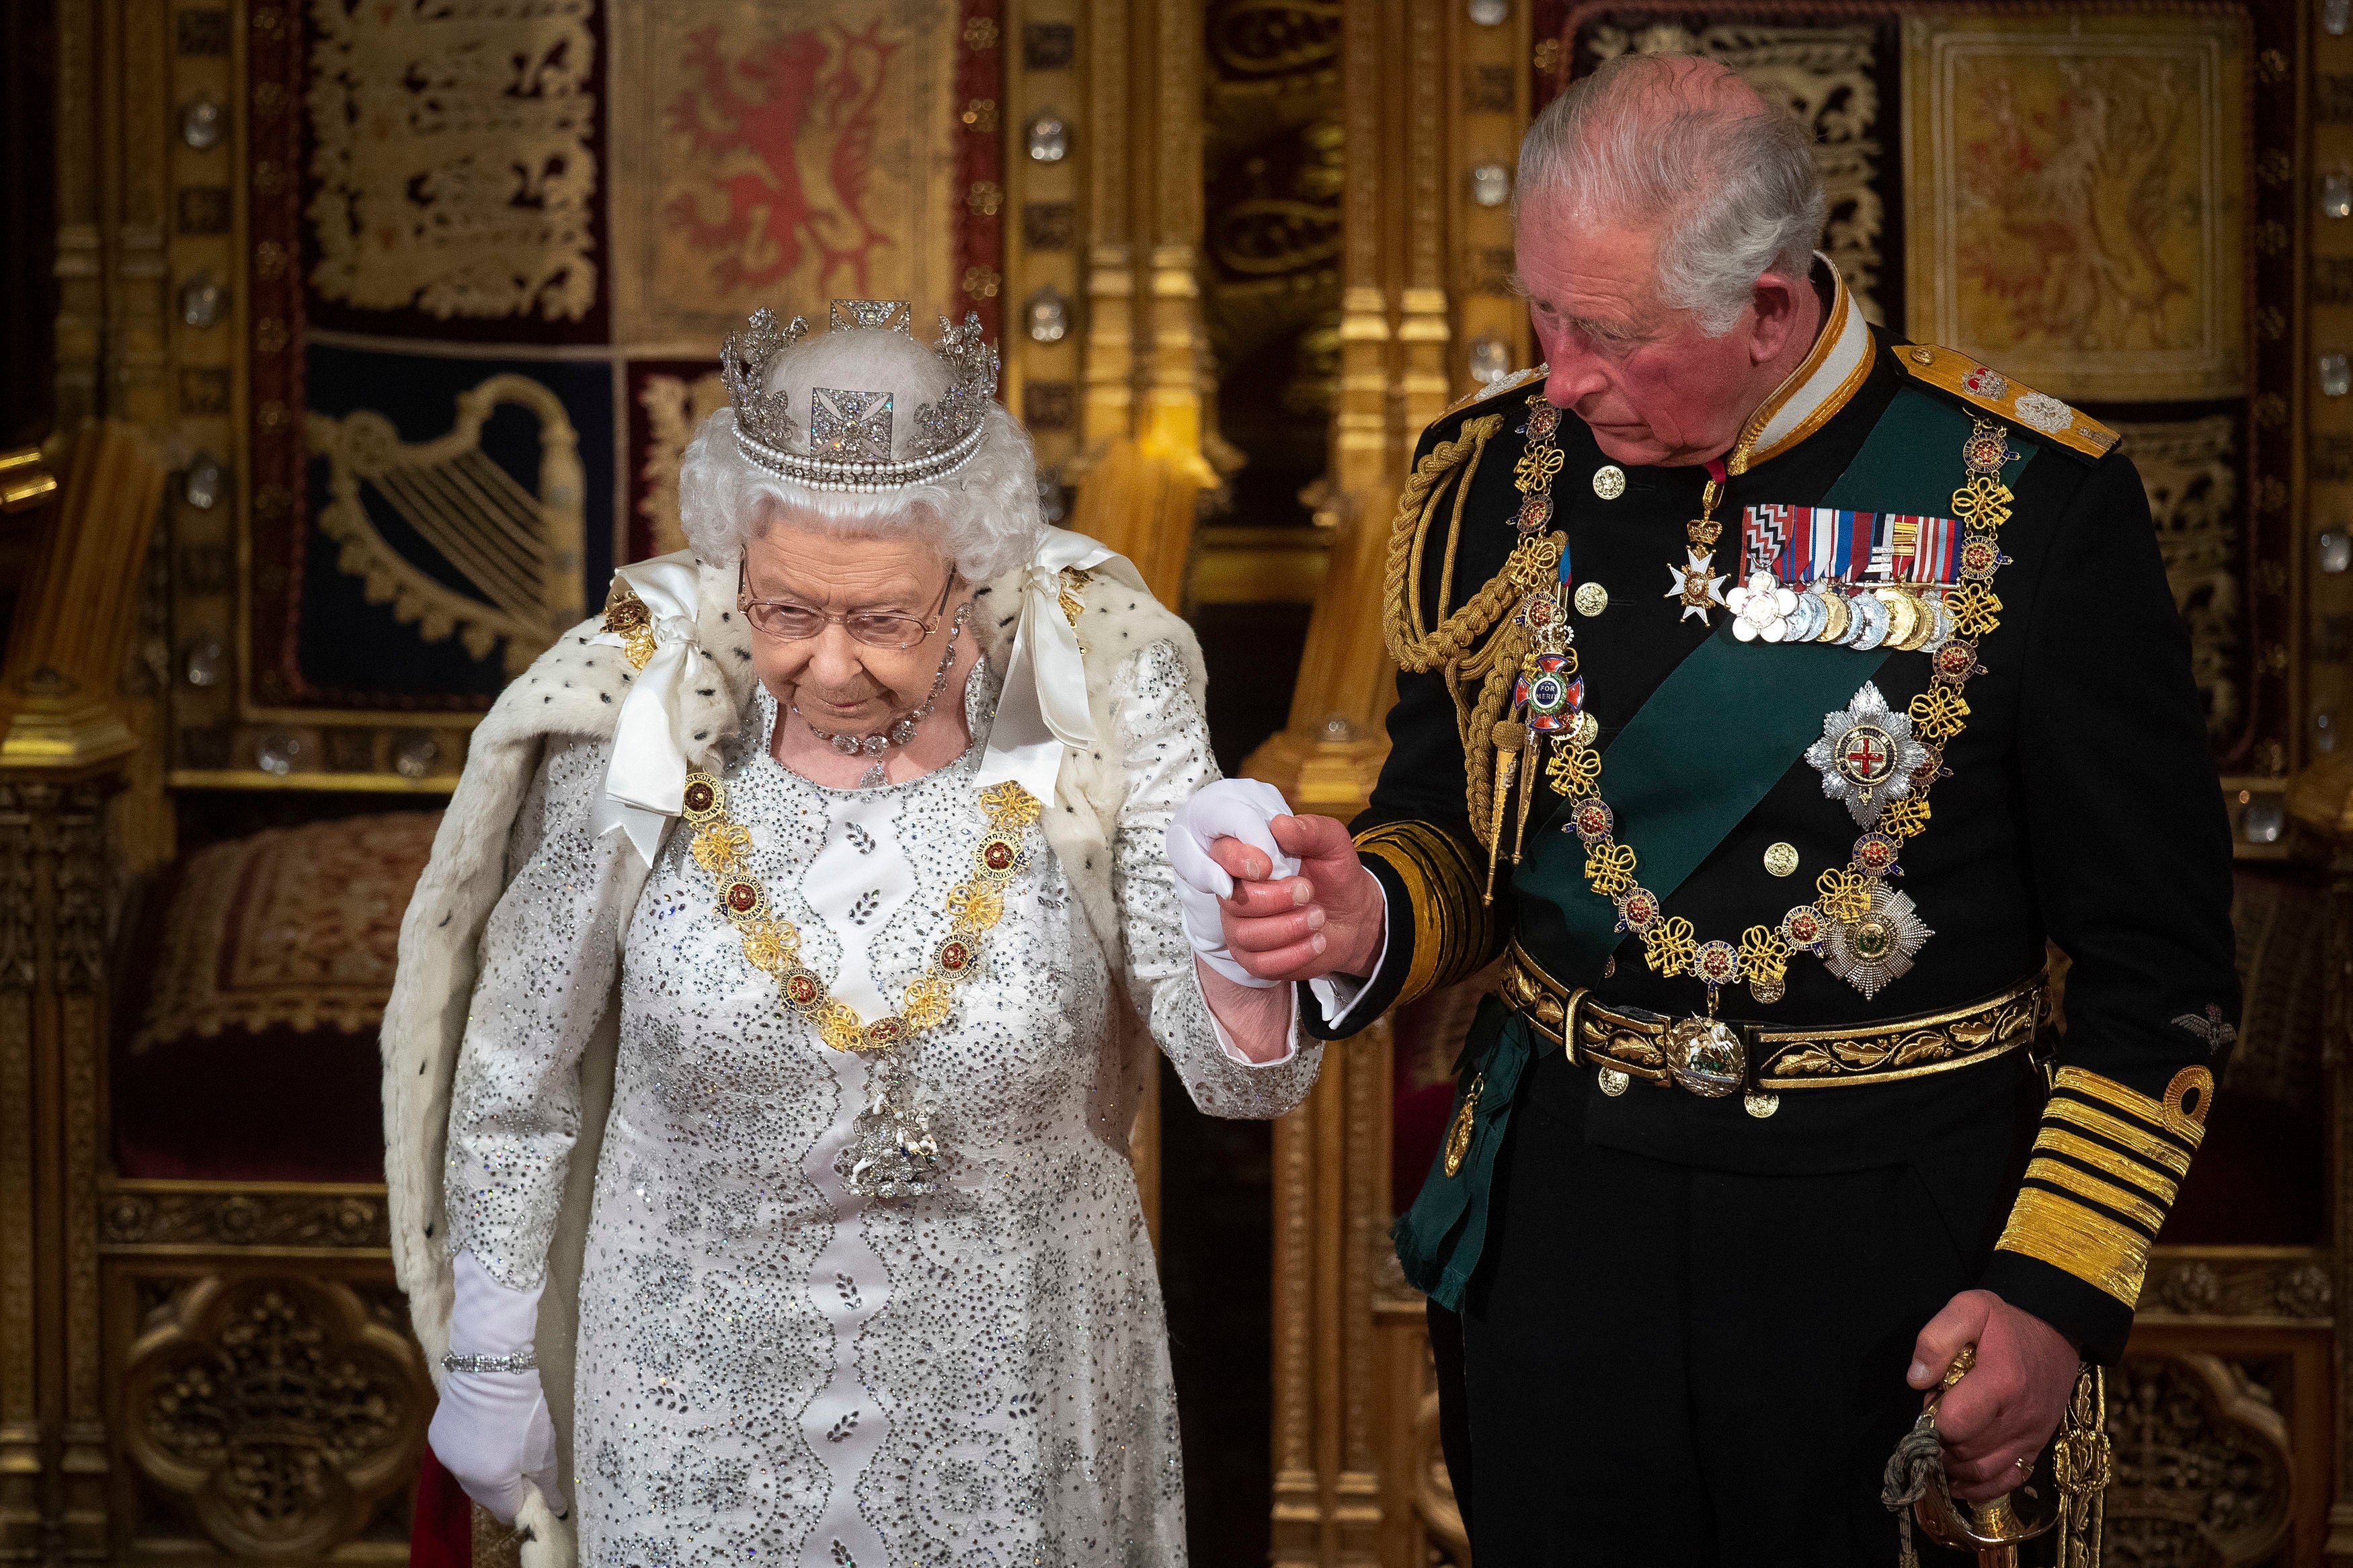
left=1306, top=310, right=2240, bottom=1361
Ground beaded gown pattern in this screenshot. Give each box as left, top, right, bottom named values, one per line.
left=442, top=640, right=1320, bottom=1567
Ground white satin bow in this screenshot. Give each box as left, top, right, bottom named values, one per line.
left=588, top=557, right=705, bottom=867
left=975, top=526, right=1149, bottom=806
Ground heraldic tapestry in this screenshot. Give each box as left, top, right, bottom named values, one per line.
left=190, top=0, right=999, bottom=782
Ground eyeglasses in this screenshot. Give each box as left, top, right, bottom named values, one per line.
left=737, top=564, right=959, bottom=651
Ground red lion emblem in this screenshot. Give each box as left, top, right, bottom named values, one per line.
left=664, top=24, right=898, bottom=296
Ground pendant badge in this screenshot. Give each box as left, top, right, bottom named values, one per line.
left=1663, top=1016, right=1745, bottom=1098
left=1804, top=681, right=1930, bottom=828
left=837, top=1064, right=951, bottom=1202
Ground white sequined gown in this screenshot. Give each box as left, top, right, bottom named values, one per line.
left=443, top=641, right=1320, bottom=1567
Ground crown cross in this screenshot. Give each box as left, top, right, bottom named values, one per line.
left=719, top=300, right=1000, bottom=494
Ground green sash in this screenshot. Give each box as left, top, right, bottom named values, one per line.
left=1517, top=386, right=2033, bottom=981
left=1392, top=384, right=2036, bottom=1309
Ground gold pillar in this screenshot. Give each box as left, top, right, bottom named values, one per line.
left=1069, top=0, right=1212, bottom=609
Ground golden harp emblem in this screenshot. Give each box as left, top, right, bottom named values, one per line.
left=307, top=374, right=588, bottom=678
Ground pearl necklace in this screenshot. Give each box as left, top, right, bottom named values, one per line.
left=794, top=600, right=971, bottom=759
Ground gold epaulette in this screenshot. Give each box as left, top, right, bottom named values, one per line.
left=1897, top=344, right=2119, bottom=460
left=1995, top=1063, right=2213, bottom=1306
left=1441, top=364, right=1547, bottom=417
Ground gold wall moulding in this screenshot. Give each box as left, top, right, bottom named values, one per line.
left=1902, top=12, right=2249, bottom=401
left=307, top=374, right=588, bottom=679
left=101, top=1182, right=393, bottom=1255
left=611, top=0, right=964, bottom=346
left=2134, top=1246, right=2333, bottom=1322
left=307, top=0, right=600, bottom=321
left=118, top=1274, right=429, bottom=1558
left=2117, top=415, right=2242, bottom=745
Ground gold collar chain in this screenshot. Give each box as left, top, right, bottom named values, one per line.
left=1547, top=417, right=2020, bottom=1009
left=680, top=770, right=1043, bottom=1054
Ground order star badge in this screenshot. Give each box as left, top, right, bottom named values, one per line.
left=1804, top=682, right=1930, bottom=827
left=1664, top=551, right=1727, bottom=624
left=1820, top=880, right=1932, bottom=999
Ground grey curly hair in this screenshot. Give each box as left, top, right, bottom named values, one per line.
left=1516, top=52, right=1826, bottom=337
left=676, top=323, right=1044, bottom=583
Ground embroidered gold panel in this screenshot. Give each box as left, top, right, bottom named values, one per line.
left=306, top=0, right=600, bottom=323
left=1901, top=12, right=2249, bottom=403
left=610, top=0, right=967, bottom=349
left=2118, top=415, right=2243, bottom=745
left=631, top=368, right=729, bottom=561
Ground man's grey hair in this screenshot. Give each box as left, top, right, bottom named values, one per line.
left=676, top=325, right=1043, bottom=583
left=1517, top=53, right=1826, bottom=336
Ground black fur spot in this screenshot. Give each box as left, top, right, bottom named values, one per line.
left=543, top=696, right=552, bottom=703
left=577, top=636, right=588, bottom=645
left=735, top=649, right=752, bottom=660
left=721, top=612, right=731, bottom=621
left=438, top=913, right=452, bottom=928
left=697, top=688, right=715, bottom=697
left=424, top=1223, right=435, bottom=1237
left=693, top=731, right=708, bottom=741
left=600, top=692, right=613, bottom=703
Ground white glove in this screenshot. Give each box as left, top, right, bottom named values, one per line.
left=428, top=1251, right=566, bottom=1524
left=1166, top=778, right=1300, bottom=988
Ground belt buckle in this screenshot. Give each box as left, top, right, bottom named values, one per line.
left=1661, top=1015, right=1744, bottom=1098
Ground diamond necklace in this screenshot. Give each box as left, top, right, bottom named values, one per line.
left=795, top=599, right=972, bottom=759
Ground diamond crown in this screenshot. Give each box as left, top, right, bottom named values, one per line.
left=719, top=300, right=1001, bottom=494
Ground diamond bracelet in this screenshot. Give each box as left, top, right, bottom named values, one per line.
left=441, top=1350, right=536, bottom=1374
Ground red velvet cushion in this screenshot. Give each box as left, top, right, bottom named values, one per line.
left=112, top=811, right=442, bottom=1182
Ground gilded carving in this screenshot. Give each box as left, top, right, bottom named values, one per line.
left=101, top=1187, right=391, bottom=1252
left=2104, top=1354, right=2292, bottom=1564
left=1586, top=24, right=1884, bottom=323
left=307, top=375, right=588, bottom=677
left=306, top=0, right=598, bottom=321
left=2116, top=417, right=2241, bottom=745
left=1902, top=14, right=2249, bottom=401
left=637, top=370, right=728, bottom=560
left=120, top=1275, right=428, bottom=1557
left=2139, top=1251, right=2334, bottom=1321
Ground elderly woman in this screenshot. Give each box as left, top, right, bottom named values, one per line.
left=383, top=301, right=1321, bottom=1567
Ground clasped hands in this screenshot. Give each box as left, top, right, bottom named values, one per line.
left=1166, top=785, right=2080, bottom=1497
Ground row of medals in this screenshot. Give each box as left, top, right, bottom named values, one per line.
left=1503, top=396, right=1960, bottom=1110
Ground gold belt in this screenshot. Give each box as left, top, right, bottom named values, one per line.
left=1500, top=940, right=2046, bottom=1106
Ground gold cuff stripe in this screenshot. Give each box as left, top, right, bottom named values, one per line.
left=2042, top=1096, right=2194, bottom=1178
left=2032, top=1128, right=2181, bottom=1209
left=1996, top=1186, right=2154, bottom=1307
left=1357, top=821, right=1492, bottom=1009
left=2052, top=1065, right=2208, bottom=1152
left=2021, top=1159, right=2168, bottom=1238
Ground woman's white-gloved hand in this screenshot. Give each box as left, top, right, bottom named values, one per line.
left=428, top=1251, right=566, bottom=1524
left=1167, top=778, right=1300, bottom=987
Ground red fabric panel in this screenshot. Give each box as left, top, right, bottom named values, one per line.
left=410, top=1444, right=471, bottom=1568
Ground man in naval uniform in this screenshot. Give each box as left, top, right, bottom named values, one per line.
left=1169, top=52, right=2238, bottom=1563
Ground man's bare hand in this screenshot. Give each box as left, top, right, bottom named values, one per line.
left=1207, top=813, right=1384, bottom=983
left=1907, top=1288, right=2079, bottom=1501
